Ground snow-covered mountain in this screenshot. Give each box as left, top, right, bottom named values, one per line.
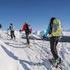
left=0, top=30, right=70, bottom=70
left=1, top=30, right=70, bottom=40
left=33, top=30, right=70, bottom=37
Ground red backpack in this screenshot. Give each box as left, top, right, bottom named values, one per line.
left=22, top=23, right=32, bottom=34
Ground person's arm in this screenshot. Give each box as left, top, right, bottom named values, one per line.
left=43, top=24, right=51, bottom=37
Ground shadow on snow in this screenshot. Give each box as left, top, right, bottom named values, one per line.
left=1, top=45, right=52, bottom=70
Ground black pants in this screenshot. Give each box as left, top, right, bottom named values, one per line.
left=25, top=32, right=30, bottom=44
left=10, top=31, right=15, bottom=39
left=50, top=37, right=59, bottom=60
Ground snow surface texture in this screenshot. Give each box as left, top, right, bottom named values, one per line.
left=0, top=30, right=70, bottom=70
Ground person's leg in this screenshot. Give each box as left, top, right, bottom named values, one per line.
left=50, top=37, right=61, bottom=65
left=55, top=37, right=61, bottom=63
left=26, top=32, right=30, bottom=44
left=12, top=31, right=15, bottom=39
left=50, top=37, right=59, bottom=60
left=53, top=37, right=59, bottom=59
left=10, top=31, right=13, bottom=39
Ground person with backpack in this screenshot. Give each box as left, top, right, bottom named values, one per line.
left=42, top=17, right=62, bottom=66
left=8, top=23, right=15, bottom=39
left=21, top=22, right=32, bottom=45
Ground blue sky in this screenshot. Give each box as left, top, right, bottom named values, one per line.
left=0, top=0, right=70, bottom=31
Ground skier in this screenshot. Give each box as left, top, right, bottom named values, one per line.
left=8, top=23, right=15, bottom=39
left=21, top=22, right=32, bottom=46
left=42, top=17, right=62, bottom=66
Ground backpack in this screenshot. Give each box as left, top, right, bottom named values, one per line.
left=22, top=23, right=32, bottom=34
left=51, top=19, right=62, bottom=36
left=9, top=25, right=14, bottom=31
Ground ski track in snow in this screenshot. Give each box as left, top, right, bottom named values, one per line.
left=0, top=32, right=70, bottom=70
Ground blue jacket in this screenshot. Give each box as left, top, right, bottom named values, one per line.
left=43, top=24, right=51, bottom=37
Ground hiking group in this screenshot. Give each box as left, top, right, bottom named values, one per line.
left=8, top=22, right=32, bottom=45
left=0, top=17, right=62, bottom=67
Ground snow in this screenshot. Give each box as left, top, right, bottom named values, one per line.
left=63, top=31, right=70, bottom=36
left=33, top=30, right=70, bottom=37
left=0, top=30, right=70, bottom=70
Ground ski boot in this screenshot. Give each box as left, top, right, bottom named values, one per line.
left=50, top=58, right=61, bottom=67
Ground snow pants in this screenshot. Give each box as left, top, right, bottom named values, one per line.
left=10, top=30, right=15, bottom=39
left=50, top=37, right=59, bottom=60
left=25, top=32, right=30, bottom=44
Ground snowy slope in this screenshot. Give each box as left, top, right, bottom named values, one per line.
left=0, top=30, right=70, bottom=70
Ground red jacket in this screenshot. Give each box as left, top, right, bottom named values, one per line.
left=21, top=23, right=32, bottom=33
left=22, top=23, right=28, bottom=31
